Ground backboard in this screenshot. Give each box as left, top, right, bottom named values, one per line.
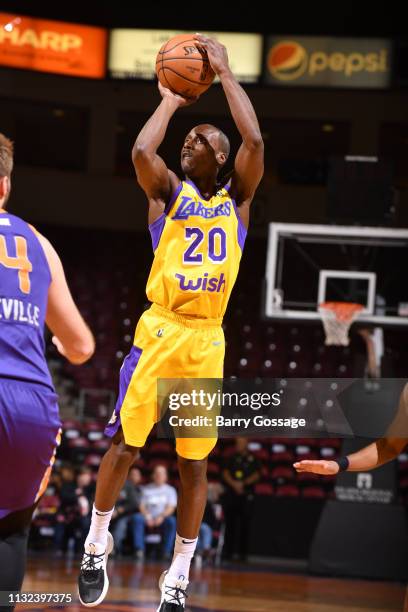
left=265, top=223, right=408, bottom=327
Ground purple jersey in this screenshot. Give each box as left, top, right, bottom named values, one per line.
left=0, top=211, right=54, bottom=390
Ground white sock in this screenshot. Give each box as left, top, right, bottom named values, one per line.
left=84, top=505, right=114, bottom=552
left=167, top=533, right=198, bottom=583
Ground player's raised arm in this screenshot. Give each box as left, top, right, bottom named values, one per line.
left=295, top=385, right=408, bottom=475
left=36, top=232, right=95, bottom=365
left=294, top=437, right=406, bottom=475
left=194, top=35, right=264, bottom=215
left=132, top=84, right=196, bottom=219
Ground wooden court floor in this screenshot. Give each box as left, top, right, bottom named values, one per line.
left=16, top=555, right=407, bottom=612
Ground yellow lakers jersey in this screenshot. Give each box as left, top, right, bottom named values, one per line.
left=146, top=179, right=247, bottom=320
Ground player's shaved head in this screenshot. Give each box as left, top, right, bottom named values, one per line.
left=192, top=124, right=230, bottom=161
left=217, top=129, right=230, bottom=160
left=181, top=123, right=230, bottom=178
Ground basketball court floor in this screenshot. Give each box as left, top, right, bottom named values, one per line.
left=16, top=556, right=406, bottom=611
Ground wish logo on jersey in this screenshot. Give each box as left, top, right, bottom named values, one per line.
left=175, top=272, right=226, bottom=293
left=172, top=196, right=232, bottom=221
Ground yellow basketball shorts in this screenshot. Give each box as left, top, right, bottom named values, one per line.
left=104, top=303, right=225, bottom=460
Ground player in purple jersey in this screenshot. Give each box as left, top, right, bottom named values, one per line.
left=0, top=133, right=95, bottom=610
left=294, top=384, right=408, bottom=609
left=294, top=384, right=407, bottom=475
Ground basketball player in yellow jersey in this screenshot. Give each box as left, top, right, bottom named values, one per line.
left=78, top=35, right=264, bottom=610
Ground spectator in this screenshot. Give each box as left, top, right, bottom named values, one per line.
left=75, top=468, right=96, bottom=545
left=36, top=485, right=60, bottom=518
left=50, top=468, right=62, bottom=492
left=132, top=465, right=177, bottom=560
left=31, top=483, right=60, bottom=546
left=54, top=466, right=95, bottom=554
left=222, top=438, right=261, bottom=562
left=196, top=501, right=217, bottom=562
left=111, top=466, right=143, bottom=555
left=54, top=464, right=79, bottom=554
left=195, top=483, right=225, bottom=566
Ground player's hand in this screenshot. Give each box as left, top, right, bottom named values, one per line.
left=158, top=82, right=198, bottom=107
left=52, top=335, right=67, bottom=358
left=293, top=460, right=339, bottom=475
left=194, top=34, right=230, bottom=76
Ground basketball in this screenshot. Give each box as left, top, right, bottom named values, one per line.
left=156, top=34, right=215, bottom=99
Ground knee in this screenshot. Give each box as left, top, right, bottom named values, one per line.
left=110, top=437, right=139, bottom=468
left=178, top=457, right=208, bottom=487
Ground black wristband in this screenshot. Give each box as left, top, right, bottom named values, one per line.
left=335, top=456, right=350, bottom=472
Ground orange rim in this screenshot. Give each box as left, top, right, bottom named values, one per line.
left=319, top=301, right=364, bottom=323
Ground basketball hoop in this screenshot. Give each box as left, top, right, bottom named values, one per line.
left=318, top=302, right=364, bottom=346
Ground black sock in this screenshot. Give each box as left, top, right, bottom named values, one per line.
left=0, top=528, right=29, bottom=611
left=0, top=504, right=36, bottom=612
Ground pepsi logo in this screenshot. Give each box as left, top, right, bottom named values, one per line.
left=268, top=41, right=308, bottom=81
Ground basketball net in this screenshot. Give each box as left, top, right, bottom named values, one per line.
left=318, top=302, right=364, bottom=346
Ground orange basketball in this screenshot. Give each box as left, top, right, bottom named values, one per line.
left=156, top=34, right=215, bottom=99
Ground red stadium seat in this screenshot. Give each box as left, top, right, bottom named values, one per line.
left=271, top=466, right=295, bottom=483
left=254, top=483, right=274, bottom=495
left=302, top=486, right=326, bottom=499
left=92, top=438, right=110, bottom=452
left=84, top=454, right=103, bottom=467
left=67, top=436, right=90, bottom=449
left=275, top=484, right=299, bottom=498
left=270, top=443, right=294, bottom=465
left=297, top=472, right=321, bottom=484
